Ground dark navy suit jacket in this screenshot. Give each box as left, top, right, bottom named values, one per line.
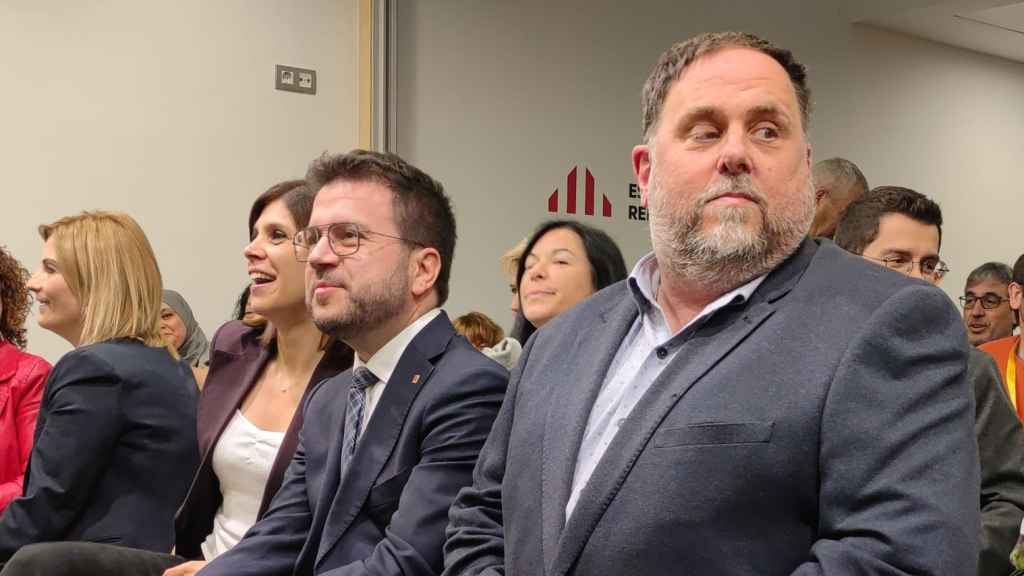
left=200, top=312, right=508, bottom=576
left=0, top=339, right=199, bottom=561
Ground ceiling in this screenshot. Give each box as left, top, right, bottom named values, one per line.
left=843, top=0, right=1024, bottom=63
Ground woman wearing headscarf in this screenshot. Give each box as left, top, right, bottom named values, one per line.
left=160, top=290, right=211, bottom=388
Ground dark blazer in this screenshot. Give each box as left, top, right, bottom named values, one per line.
left=175, top=321, right=353, bottom=559
left=972, top=347, right=1024, bottom=576
left=0, top=339, right=199, bottom=561
left=444, top=239, right=980, bottom=576
left=200, top=312, right=508, bottom=576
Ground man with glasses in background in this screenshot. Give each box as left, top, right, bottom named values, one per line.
left=836, top=187, right=1024, bottom=576
left=199, top=150, right=508, bottom=576
left=982, top=255, right=1024, bottom=420
left=962, top=262, right=1015, bottom=347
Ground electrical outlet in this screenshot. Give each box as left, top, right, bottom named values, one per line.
left=275, top=65, right=316, bottom=95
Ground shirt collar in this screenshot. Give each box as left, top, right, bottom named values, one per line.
left=352, top=308, right=441, bottom=384
left=627, top=251, right=767, bottom=331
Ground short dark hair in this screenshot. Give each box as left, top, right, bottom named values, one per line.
left=306, top=150, right=456, bottom=306
left=641, top=31, right=811, bottom=141
left=833, top=186, right=943, bottom=255
left=0, top=245, right=31, bottom=349
left=514, top=220, right=628, bottom=342
left=1013, top=254, right=1024, bottom=286
left=965, top=262, right=1012, bottom=291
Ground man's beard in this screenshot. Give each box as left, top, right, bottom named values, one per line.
left=647, top=165, right=813, bottom=293
left=310, top=254, right=410, bottom=340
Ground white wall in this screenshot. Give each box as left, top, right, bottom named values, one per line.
left=395, top=0, right=1024, bottom=331
left=0, top=0, right=359, bottom=362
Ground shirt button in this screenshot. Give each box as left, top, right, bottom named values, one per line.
left=656, top=347, right=668, bottom=359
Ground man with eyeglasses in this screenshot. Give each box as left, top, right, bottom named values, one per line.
left=199, top=150, right=508, bottom=576
left=962, top=262, right=1016, bottom=347
left=836, top=186, right=1024, bottom=576
left=982, top=254, right=1024, bottom=420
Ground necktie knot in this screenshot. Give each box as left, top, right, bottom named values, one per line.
left=351, top=367, right=378, bottom=391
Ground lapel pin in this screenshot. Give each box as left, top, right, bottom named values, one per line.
left=411, top=374, right=420, bottom=385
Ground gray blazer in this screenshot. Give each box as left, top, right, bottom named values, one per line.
left=444, top=239, right=980, bottom=576
left=972, top=347, right=1024, bottom=576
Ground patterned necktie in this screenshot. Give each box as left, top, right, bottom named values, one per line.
left=340, top=366, right=379, bottom=476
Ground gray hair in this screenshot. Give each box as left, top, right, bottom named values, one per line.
left=813, top=158, right=868, bottom=202
left=641, top=31, right=811, bottom=142
left=965, top=262, right=1012, bottom=290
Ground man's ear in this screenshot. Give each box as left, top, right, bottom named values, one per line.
left=410, top=247, right=441, bottom=300
left=632, top=144, right=652, bottom=208
left=1010, top=282, right=1023, bottom=312
left=815, top=187, right=828, bottom=205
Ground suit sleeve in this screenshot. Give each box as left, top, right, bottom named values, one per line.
left=198, top=387, right=319, bottom=576
left=0, top=350, right=122, bottom=561
left=0, top=357, right=49, bottom=511
left=440, top=341, right=532, bottom=576
left=789, top=285, right=980, bottom=575
left=970, top=349, right=1024, bottom=576
left=321, top=357, right=510, bottom=576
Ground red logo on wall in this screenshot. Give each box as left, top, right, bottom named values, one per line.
left=547, top=167, right=612, bottom=218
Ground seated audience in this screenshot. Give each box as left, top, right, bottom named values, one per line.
left=198, top=149, right=508, bottom=576
left=835, top=186, right=1024, bottom=576
left=0, top=246, right=50, bottom=514
left=981, top=254, right=1024, bottom=417
left=453, top=311, right=521, bottom=369
left=0, top=182, right=354, bottom=576
left=161, top=289, right=211, bottom=387
left=808, top=157, right=868, bottom=238
left=516, top=220, right=627, bottom=344
left=0, top=212, right=198, bottom=564
left=962, top=262, right=1015, bottom=347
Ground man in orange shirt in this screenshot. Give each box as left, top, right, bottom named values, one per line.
left=981, top=254, right=1024, bottom=417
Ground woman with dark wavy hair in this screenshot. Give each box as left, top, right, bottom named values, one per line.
left=0, top=245, right=50, bottom=514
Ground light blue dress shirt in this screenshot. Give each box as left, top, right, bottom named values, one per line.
left=564, top=253, right=766, bottom=519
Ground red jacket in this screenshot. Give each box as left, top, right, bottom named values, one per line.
left=0, top=340, right=50, bottom=512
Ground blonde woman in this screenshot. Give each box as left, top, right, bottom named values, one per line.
left=0, top=212, right=199, bottom=564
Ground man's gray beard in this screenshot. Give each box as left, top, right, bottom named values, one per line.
left=648, top=171, right=813, bottom=293
left=310, top=257, right=410, bottom=340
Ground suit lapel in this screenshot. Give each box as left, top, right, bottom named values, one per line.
left=315, top=314, right=452, bottom=566
left=198, top=341, right=269, bottom=458
left=549, top=239, right=818, bottom=576
left=540, top=295, right=638, bottom=572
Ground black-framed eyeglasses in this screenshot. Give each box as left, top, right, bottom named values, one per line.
left=864, top=255, right=949, bottom=281
left=293, top=222, right=422, bottom=262
left=959, top=294, right=1010, bottom=310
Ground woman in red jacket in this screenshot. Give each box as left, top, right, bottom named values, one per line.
left=0, top=245, right=50, bottom=512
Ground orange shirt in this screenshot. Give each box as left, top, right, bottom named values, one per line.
left=980, top=334, right=1022, bottom=419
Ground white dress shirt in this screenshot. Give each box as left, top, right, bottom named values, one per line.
left=351, top=308, right=441, bottom=432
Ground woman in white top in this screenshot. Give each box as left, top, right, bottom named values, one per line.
left=0, top=181, right=352, bottom=576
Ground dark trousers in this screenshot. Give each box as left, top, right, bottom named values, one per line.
left=0, top=542, right=185, bottom=576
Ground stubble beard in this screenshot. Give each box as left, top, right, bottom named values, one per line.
left=647, top=163, right=814, bottom=293
left=310, top=255, right=411, bottom=341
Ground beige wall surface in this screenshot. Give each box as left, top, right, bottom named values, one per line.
left=395, top=0, right=1024, bottom=332
left=1, top=1, right=358, bottom=362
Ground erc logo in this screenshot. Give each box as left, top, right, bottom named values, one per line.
left=547, top=167, right=613, bottom=218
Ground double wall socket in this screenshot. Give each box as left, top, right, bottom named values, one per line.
left=276, top=65, right=316, bottom=95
